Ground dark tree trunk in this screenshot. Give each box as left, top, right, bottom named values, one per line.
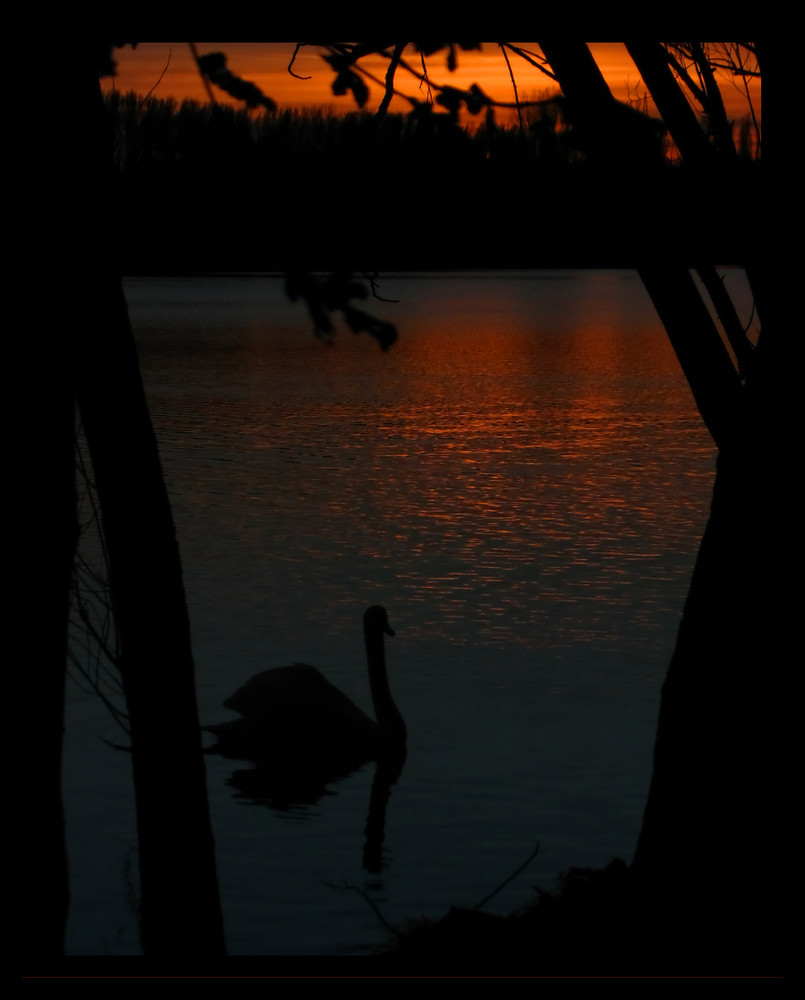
left=73, top=274, right=226, bottom=958
left=17, top=336, right=76, bottom=961
left=17, top=43, right=92, bottom=964
left=64, top=48, right=226, bottom=958
left=630, top=438, right=785, bottom=959
left=537, top=41, right=782, bottom=965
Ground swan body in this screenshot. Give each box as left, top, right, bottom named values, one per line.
left=204, top=605, right=405, bottom=762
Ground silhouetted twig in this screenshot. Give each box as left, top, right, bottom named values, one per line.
left=142, top=49, right=172, bottom=104
left=322, top=880, right=399, bottom=935
left=475, top=841, right=541, bottom=910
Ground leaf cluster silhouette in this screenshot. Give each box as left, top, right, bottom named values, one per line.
left=196, top=51, right=277, bottom=111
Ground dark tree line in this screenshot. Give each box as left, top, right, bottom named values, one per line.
left=105, top=89, right=758, bottom=273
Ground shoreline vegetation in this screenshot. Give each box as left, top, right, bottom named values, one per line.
left=107, top=91, right=759, bottom=275
left=26, top=856, right=782, bottom=974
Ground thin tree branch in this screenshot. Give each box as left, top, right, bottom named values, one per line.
left=142, top=49, right=172, bottom=104
left=695, top=265, right=756, bottom=378
left=288, top=43, right=312, bottom=80
left=499, top=42, right=524, bottom=130
left=377, top=41, right=408, bottom=117
left=476, top=841, right=541, bottom=910
left=188, top=42, right=217, bottom=105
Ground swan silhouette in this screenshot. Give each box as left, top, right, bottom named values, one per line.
left=204, top=605, right=406, bottom=764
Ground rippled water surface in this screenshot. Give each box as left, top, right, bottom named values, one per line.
left=63, top=270, right=741, bottom=956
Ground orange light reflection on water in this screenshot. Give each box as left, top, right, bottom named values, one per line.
left=136, top=271, right=718, bottom=652
left=221, top=273, right=715, bottom=647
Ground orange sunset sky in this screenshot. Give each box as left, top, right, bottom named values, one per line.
left=104, top=42, right=759, bottom=125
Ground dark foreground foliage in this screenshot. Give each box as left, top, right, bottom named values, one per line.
left=31, top=858, right=781, bottom=977
left=373, top=859, right=782, bottom=976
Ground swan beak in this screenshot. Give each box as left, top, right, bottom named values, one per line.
left=383, top=623, right=395, bottom=637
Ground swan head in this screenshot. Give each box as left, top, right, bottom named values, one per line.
left=364, top=605, right=395, bottom=637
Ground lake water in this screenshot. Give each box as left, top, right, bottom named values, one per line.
left=63, top=270, right=740, bottom=957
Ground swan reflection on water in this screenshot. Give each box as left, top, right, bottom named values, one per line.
left=204, top=606, right=406, bottom=871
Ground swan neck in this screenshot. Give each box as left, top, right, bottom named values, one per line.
left=364, top=623, right=406, bottom=741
